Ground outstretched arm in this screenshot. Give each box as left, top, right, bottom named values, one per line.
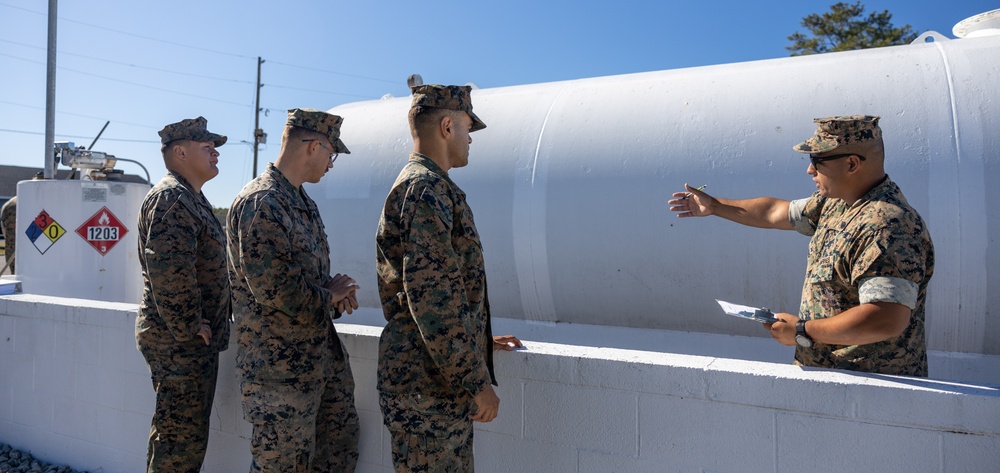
left=668, top=183, right=794, bottom=230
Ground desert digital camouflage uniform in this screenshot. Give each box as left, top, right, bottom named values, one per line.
left=787, top=115, right=935, bottom=376
left=137, top=116, right=230, bottom=473
left=376, top=151, right=496, bottom=471
left=1, top=196, right=16, bottom=272
left=228, top=161, right=359, bottom=471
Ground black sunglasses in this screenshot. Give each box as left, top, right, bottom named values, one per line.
left=809, top=153, right=866, bottom=167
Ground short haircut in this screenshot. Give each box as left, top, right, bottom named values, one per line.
left=408, top=106, right=453, bottom=139
left=283, top=125, right=325, bottom=144
left=161, top=139, right=190, bottom=161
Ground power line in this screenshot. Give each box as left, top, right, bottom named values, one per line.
left=264, top=83, right=376, bottom=99
left=0, top=127, right=159, bottom=144
left=0, top=38, right=254, bottom=85
left=267, top=60, right=399, bottom=85
left=0, top=2, right=402, bottom=92
left=0, top=1, right=256, bottom=60
left=0, top=99, right=159, bottom=129
left=1, top=52, right=252, bottom=108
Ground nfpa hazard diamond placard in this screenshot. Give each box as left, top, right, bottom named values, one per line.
left=75, top=206, right=129, bottom=256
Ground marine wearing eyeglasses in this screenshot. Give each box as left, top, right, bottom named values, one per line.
left=669, top=115, right=934, bottom=377
left=228, top=108, right=362, bottom=471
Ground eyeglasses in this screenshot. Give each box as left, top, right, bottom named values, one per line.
left=302, top=139, right=339, bottom=163
left=808, top=153, right=866, bottom=168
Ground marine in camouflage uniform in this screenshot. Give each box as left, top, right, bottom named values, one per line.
left=1, top=196, right=15, bottom=273
left=788, top=116, right=934, bottom=376
left=228, top=108, right=360, bottom=472
left=376, top=84, right=505, bottom=472
left=136, top=117, right=230, bottom=473
left=669, top=115, right=934, bottom=376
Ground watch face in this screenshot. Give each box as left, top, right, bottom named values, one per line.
left=796, top=334, right=813, bottom=348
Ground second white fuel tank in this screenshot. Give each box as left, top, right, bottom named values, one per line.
left=314, top=27, right=1000, bottom=356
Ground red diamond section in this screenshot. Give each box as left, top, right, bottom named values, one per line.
left=75, top=206, right=129, bottom=256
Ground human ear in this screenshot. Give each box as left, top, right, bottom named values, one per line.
left=440, top=115, right=453, bottom=138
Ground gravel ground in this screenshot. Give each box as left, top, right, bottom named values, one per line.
left=0, top=444, right=88, bottom=473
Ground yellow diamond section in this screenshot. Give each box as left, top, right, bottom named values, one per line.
left=43, top=221, right=66, bottom=242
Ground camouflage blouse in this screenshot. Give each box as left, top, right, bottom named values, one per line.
left=227, top=164, right=342, bottom=383
left=789, top=176, right=934, bottom=376
left=136, top=171, right=230, bottom=354
left=376, top=154, right=495, bottom=404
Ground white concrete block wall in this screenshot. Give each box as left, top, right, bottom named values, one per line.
left=1, top=294, right=999, bottom=473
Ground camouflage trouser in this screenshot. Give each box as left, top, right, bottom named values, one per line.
left=242, top=354, right=360, bottom=472
left=380, top=393, right=475, bottom=472
left=387, top=426, right=474, bottom=473
left=141, top=349, right=219, bottom=473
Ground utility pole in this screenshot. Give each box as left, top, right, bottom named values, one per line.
left=252, top=56, right=265, bottom=177
left=44, top=0, right=58, bottom=179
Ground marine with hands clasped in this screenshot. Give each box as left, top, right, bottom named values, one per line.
left=228, top=108, right=361, bottom=471
left=376, top=83, right=522, bottom=471
left=136, top=116, right=230, bottom=473
left=669, top=115, right=934, bottom=376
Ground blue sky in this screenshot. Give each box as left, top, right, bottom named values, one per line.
left=1, top=0, right=995, bottom=206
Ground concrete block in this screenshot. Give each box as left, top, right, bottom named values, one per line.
left=776, top=412, right=940, bottom=472
left=356, top=462, right=395, bottom=473
left=78, top=303, right=135, bottom=329
left=11, top=383, right=53, bottom=430
left=0, top=384, right=12, bottom=422
left=0, top=314, right=14, bottom=354
left=0, top=419, right=37, bottom=451
left=39, top=302, right=72, bottom=324
left=591, top=357, right=710, bottom=399
left=523, top=381, right=636, bottom=454
left=101, top=327, right=141, bottom=372
left=204, top=430, right=252, bottom=472
left=853, top=380, right=1000, bottom=434
left=210, top=370, right=242, bottom=435
left=942, top=431, right=1000, bottom=473
left=97, top=405, right=149, bottom=458
left=478, top=379, right=523, bottom=437
left=236, top=411, right=254, bottom=439
left=639, top=394, right=774, bottom=472
left=339, top=324, right=382, bottom=359
left=579, top=450, right=679, bottom=473
left=476, top=430, right=579, bottom=472
left=59, top=432, right=142, bottom=473
left=0, top=348, right=32, bottom=389
left=52, top=398, right=99, bottom=441
left=123, top=370, right=153, bottom=416
left=930, top=351, right=1000, bottom=386
left=13, top=431, right=81, bottom=468
left=351, top=356, right=380, bottom=412
left=357, top=407, right=385, bottom=466
left=68, top=321, right=101, bottom=366
left=34, top=350, right=77, bottom=394
left=14, top=315, right=54, bottom=358
left=74, top=363, right=125, bottom=409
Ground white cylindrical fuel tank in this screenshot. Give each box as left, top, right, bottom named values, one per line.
left=15, top=180, right=149, bottom=304
left=313, top=30, right=1000, bottom=356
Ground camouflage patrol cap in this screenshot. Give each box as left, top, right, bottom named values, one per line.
left=410, top=84, right=487, bottom=132
left=793, top=115, right=882, bottom=154
left=286, top=108, right=351, bottom=154
left=158, top=116, right=227, bottom=152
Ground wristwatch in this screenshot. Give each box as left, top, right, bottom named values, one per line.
left=795, top=320, right=813, bottom=348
